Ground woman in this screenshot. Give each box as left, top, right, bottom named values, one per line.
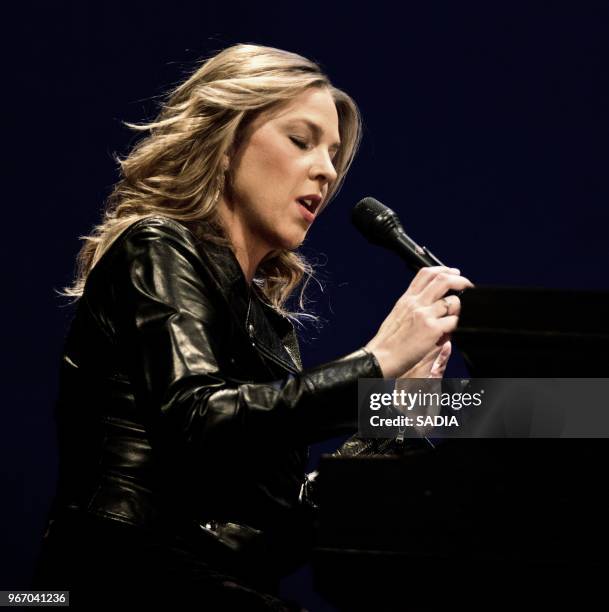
left=33, top=44, right=471, bottom=610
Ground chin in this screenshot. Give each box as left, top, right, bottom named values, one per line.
left=259, top=221, right=308, bottom=253
left=270, top=230, right=308, bottom=252
left=286, top=234, right=308, bottom=251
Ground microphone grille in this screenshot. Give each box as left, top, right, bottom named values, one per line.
left=351, top=196, right=401, bottom=243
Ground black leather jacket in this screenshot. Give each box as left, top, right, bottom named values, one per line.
left=49, top=215, right=384, bottom=579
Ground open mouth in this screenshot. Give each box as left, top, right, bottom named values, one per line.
left=296, top=197, right=321, bottom=215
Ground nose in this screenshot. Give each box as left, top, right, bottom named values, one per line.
left=310, top=148, right=338, bottom=186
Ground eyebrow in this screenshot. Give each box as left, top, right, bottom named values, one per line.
left=287, top=118, right=341, bottom=151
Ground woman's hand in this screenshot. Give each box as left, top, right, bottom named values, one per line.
left=365, top=266, right=473, bottom=379
left=398, top=339, right=452, bottom=379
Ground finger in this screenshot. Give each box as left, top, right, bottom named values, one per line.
left=432, top=341, right=451, bottom=367
left=407, top=266, right=460, bottom=295
left=429, top=342, right=451, bottom=377
left=420, top=272, right=474, bottom=304
left=438, top=340, right=452, bottom=359
left=421, top=344, right=443, bottom=366
left=430, top=295, right=461, bottom=318
left=437, top=314, right=460, bottom=335
left=436, top=332, right=451, bottom=347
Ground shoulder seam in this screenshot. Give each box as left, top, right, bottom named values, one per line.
left=119, top=215, right=196, bottom=243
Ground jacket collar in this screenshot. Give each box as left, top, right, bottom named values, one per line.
left=190, top=235, right=303, bottom=374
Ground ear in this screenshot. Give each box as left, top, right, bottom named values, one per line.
left=221, top=153, right=230, bottom=172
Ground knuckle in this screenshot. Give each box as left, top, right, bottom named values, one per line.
left=425, top=314, right=438, bottom=330
left=398, top=295, right=415, bottom=313
left=412, top=307, right=427, bottom=323
left=416, top=267, right=431, bottom=281
left=421, top=266, right=440, bottom=278
left=402, top=294, right=415, bottom=308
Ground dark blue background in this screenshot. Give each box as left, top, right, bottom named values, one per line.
left=4, top=2, right=608, bottom=609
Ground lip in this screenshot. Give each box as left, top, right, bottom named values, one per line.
left=295, top=199, right=316, bottom=223
left=295, top=193, right=323, bottom=218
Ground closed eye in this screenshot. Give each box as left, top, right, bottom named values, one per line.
left=291, top=136, right=339, bottom=171
left=290, top=136, right=309, bottom=150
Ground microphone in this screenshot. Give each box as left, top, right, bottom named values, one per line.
left=351, top=196, right=447, bottom=273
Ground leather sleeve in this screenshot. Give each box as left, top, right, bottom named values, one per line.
left=106, top=220, right=384, bottom=455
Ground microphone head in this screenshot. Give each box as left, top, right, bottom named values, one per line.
left=351, top=196, right=447, bottom=272
left=351, top=197, right=404, bottom=245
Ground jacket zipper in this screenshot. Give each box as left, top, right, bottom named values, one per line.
left=245, top=291, right=299, bottom=375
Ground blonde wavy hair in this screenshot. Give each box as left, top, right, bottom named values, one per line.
left=62, top=43, right=362, bottom=320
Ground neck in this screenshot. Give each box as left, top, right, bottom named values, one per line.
left=216, top=197, right=270, bottom=285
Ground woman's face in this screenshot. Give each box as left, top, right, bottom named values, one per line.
left=224, top=86, right=341, bottom=257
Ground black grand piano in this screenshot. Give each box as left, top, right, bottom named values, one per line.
left=312, top=287, right=609, bottom=609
